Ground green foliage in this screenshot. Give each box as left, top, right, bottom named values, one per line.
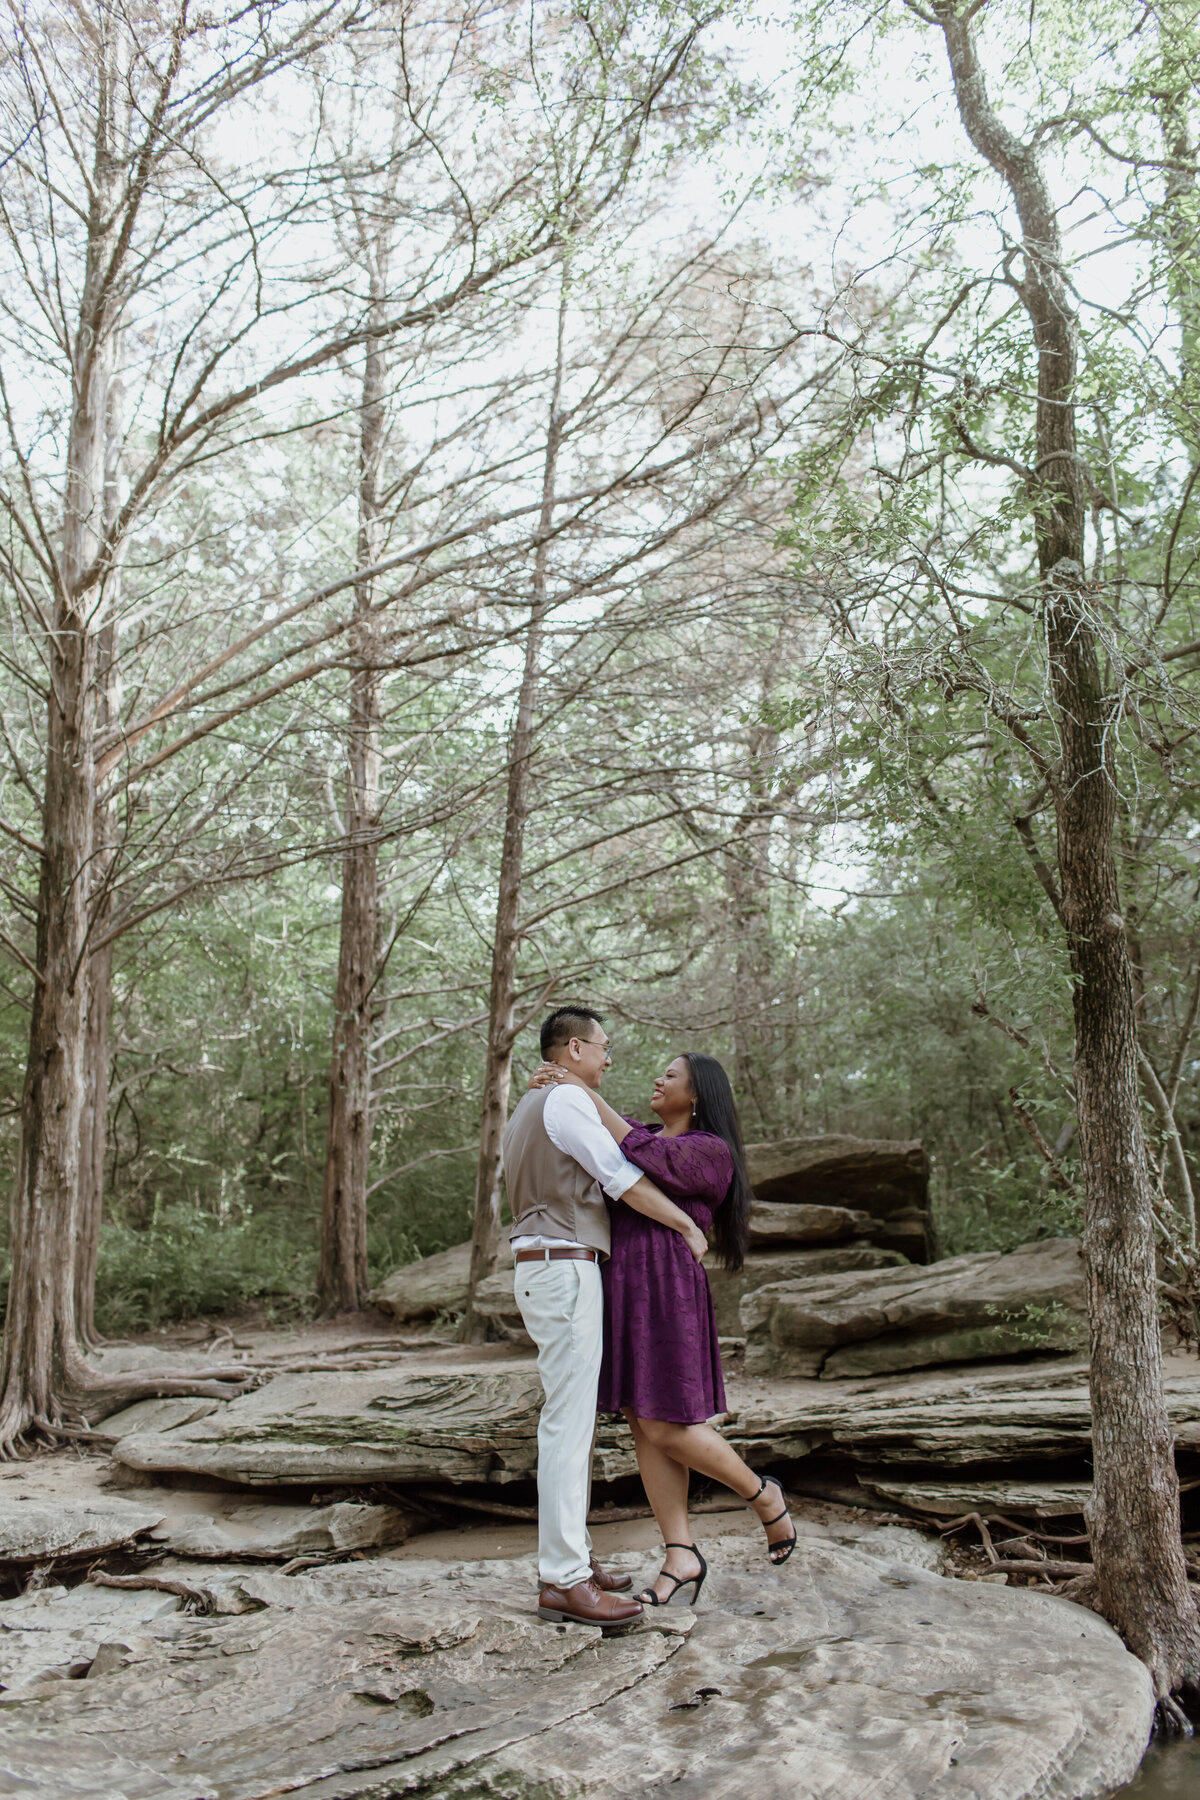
left=93, top=1203, right=317, bottom=1336
left=941, top=1163, right=1081, bottom=1260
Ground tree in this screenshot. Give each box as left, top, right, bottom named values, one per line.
left=310, top=2, right=728, bottom=1310
left=928, top=0, right=1200, bottom=1702
left=465, top=265, right=569, bottom=1334
left=777, top=0, right=1200, bottom=1702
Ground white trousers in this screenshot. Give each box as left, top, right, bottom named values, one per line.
left=513, top=1258, right=601, bottom=1588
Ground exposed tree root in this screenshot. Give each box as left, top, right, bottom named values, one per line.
left=89, top=1570, right=216, bottom=1613
left=1155, top=1693, right=1193, bottom=1736
left=30, top=1417, right=116, bottom=1447
left=0, top=1358, right=259, bottom=1456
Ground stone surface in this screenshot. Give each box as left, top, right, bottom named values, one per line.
left=745, top=1133, right=933, bottom=1260
left=471, top=1267, right=528, bottom=1339
left=113, top=1341, right=1200, bottom=1486
left=146, top=1497, right=410, bottom=1559
left=95, top=1397, right=220, bottom=1437
left=0, top=1585, right=181, bottom=1692
left=724, top=1355, right=1200, bottom=1468
left=861, top=1479, right=1093, bottom=1519
left=369, top=1242, right=471, bottom=1321
left=115, top=1364, right=553, bottom=1487
left=0, top=1534, right=1153, bottom=1799
left=376, top=1240, right=908, bottom=1347
left=746, top=1201, right=874, bottom=1245
left=0, top=1496, right=164, bottom=1563
left=707, top=1246, right=905, bottom=1337
left=113, top=1359, right=827, bottom=1489
left=742, top=1239, right=1086, bottom=1379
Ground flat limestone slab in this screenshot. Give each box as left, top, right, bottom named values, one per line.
left=725, top=1354, right=1200, bottom=1467
left=0, top=1496, right=164, bottom=1563
left=861, top=1479, right=1093, bottom=1519
left=146, top=1496, right=410, bottom=1559
left=0, top=1534, right=1152, bottom=1799
left=745, top=1133, right=929, bottom=1206
left=114, top=1364, right=551, bottom=1486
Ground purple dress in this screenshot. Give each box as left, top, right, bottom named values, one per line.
left=597, top=1121, right=732, bottom=1424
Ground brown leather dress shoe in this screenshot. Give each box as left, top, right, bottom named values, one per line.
left=590, top=1554, right=633, bottom=1592
left=537, top=1576, right=643, bottom=1633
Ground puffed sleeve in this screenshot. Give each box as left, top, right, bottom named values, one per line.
left=618, top=1123, right=733, bottom=1206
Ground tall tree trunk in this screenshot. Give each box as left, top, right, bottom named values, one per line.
left=935, top=1, right=1200, bottom=1699
left=0, top=39, right=121, bottom=1441
left=76, top=364, right=124, bottom=1348
left=463, top=278, right=569, bottom=1337
left=317, top=297, right=386, bottom=1315
left=0, top=34, right=247, bottom=1437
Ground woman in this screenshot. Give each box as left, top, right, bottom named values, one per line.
left=531, top=1050, right=795, bottom=1606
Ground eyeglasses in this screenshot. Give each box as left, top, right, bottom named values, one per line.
left=580, top=1038, right=611, bottom=1059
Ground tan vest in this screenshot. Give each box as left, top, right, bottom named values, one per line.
left=502, top=1088, right=612, bottom=1258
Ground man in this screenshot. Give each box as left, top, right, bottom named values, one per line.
left=504, top=1005, right=708, bottom=1632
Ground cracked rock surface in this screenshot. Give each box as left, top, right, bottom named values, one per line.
left=0, top=1530, right=1152, bottom=1800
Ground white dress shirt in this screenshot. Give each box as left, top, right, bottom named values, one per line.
left=510, top=1083, right=643, bottom=1252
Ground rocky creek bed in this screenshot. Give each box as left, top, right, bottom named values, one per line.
left=2, top=1309, right=1196, bottom=1798
left=5, top=1150, right=1200, bottom=1799
left=0, top=1501, right=1155, bottom=1800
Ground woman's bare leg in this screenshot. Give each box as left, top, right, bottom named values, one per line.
left=634, top=1416, right=795, bottom=1557
left=623, top=1409, right=702, bottom=1602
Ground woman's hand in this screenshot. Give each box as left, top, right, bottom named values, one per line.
left=526, top=1062, right=588, bottom=1092
left=682, top=1221, right=708, bottom=1263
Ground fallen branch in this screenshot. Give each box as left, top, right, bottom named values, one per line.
left=978, top=1557, right=1094, bottom=1578
left=934, top=1509, right=1090, bottom=1546
left=407, top=1488, right=746, bottom=1526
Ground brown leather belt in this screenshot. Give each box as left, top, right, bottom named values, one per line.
left=514, top=1246, right=599, bottom=1264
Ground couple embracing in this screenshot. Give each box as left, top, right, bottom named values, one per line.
left=503, top=1005, right=796, bottom=1631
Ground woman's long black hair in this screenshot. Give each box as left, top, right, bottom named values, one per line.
left=682, top=1052, right=751, bottom=1273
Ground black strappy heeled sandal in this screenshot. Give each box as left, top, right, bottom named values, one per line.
left=749, top=1474, right=797, bottom=1565
left=638, top=1542, right=707, bottom=1607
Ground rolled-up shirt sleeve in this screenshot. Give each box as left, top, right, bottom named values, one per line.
left=542, top=1085, right=643, bottom=1200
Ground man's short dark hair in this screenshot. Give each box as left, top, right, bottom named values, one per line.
left=540, top=1006, right=605, bottom=1060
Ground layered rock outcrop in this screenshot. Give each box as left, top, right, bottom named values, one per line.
left=745, top=1134, right=933, bottom=1261
left=369, top=1131, right=933, bottom=1333
left=111, top=1341, right=1200, bottom=1487
left=741, top=1239, right=1086, bottom=1379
